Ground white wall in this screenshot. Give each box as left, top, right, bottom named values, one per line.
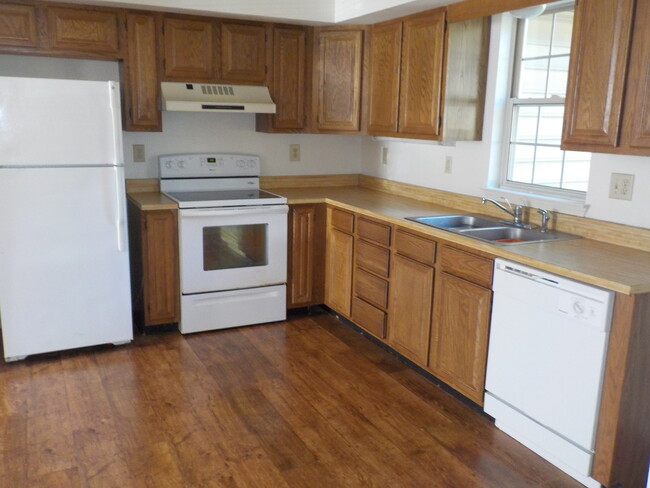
left=359, top=16, right=650, bottom=229
left=0, top=55, right=363, bottom=179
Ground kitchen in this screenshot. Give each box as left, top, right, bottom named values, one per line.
left=0, top=0, right=649, bottom=487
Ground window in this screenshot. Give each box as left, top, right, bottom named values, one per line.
left=502, top=4, right=591, bottom=198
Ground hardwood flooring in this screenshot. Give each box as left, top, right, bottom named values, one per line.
left=0, top=309, right=584, bottom=487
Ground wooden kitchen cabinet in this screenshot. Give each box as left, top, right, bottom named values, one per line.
left=162, top=16, right=215, bottom=81
left=0, top=3, right=38, bottom=49
left=127, top=202, right=180, bottom=329
left=387, top=229, right=436, bottom=364
left=429, top=245, right=493, bottom=405
left=351, top=217, right=391, bottom=339
left=121, top=11, right=161, bottom=132
left=312, top=26, right=367, bottom=133
left=256, top=25, right=309, bottom=132
left=287, top=204, right=325, bottom=309
left=325, top=207, right=355, bottom=317
left=368, top=9, right=489, bottom=141
left=562, top=0, right=650, bottom=155
left=220, top=21, right=267, bottom=84
left=47, top=7, right=120, bottom=57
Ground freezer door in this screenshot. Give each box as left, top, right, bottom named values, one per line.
left=0, top=167, right=133, bottom=360
left=0, top=77, right=122, bottom=167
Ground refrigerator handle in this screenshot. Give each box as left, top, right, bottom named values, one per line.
left=114, top=166, right=126, bottom=252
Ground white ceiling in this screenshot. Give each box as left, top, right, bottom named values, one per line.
left=63, top=0, right=461, bottom=24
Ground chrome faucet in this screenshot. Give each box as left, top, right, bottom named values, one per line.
left=481, top=197, right=524, bottom=226
left=537, top=208, right=550, bottom=232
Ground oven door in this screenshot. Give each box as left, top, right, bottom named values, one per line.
left=179, top=205, right=288, bottom=294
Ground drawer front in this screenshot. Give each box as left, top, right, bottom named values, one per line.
left=395, top=229, right=436, bottom=265
left=330, top=208, right=354, bottom=233
left=351, top=297, right=387, bottom=338
left=354, top=267, right=388, bottom=309
left=356, top=239, right=390, bottom=277
left=357, top=217, right=391, bottom=246
left=439, top=245, right=493, bottom=288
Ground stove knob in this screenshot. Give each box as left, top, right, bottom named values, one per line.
left=165, top=160, right=172, bottom=169
left=177, top=159, right=185, bottom=169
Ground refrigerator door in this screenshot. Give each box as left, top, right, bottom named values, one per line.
left=0, top=77, right=123, bottom=167
left=0, top=166, right=133, bottom=360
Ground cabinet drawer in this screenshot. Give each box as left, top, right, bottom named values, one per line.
left=330, top=208, right=354, bottom=233
left=356, top=239, right=390, bottom=277
left=394, top=229, right=436, bottom=265
left=351, top=297, right=387, bottom=338
left=357, top=217, right=391, bottom=246
left=354, top=267, right=388, bottom=309
left=439, top=245, right=492, bottom=288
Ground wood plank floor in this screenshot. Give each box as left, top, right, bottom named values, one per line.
left=0, top=309, right=585, bottom=487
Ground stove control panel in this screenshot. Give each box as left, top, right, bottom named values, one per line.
left=159, top=153, right=261, bottom=178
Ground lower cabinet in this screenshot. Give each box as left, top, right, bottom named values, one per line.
left=428, top=244, right=493, bottom=405
left=324, top=207, right=354, bottom=317
left=127, top=201, right=180, bottom=328
left=287, top=204, right=325, bottom=308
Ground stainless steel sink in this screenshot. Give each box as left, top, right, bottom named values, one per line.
left=406, top=214, right=578, bottom=245
left=407, top=214, right=503, bottom=230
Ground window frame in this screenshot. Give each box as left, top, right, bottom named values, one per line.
left=499, top=2, right=589, bottom=201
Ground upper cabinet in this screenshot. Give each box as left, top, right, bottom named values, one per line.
left=47, top=7, right=119, bottom=57
left=368, top=9, right=489, bottom=141
left=562, top=0, right=650, bottom=155
left=313, top=26, right=368, bottom=133
left=162, top=16, right=216, bottom=81
left=0, top=4, right=38, bottom=49
left=220, top=21, right=267, bottom=84
left=256, top=25, right=310, bottom=132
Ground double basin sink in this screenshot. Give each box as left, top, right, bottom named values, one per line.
left=406, top=214, right=578, bottom=246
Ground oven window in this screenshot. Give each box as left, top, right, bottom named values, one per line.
left=203, top=224, right=268, bottom=270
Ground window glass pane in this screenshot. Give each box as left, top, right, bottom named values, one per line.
left=551, top=10, right=574, bottom=56
left=532, top=146, right=564, bottom=188
left=537, top=105, right=564, bottom=145
left=508, top=144, right=535, bottom=184
left=512, top=105, right=539, bottom=143
left=562, top=151, right=591, bottom=191
left=547, top=55, right=570, bottom=97
left=203, top=224, right=268, bottom=271
left=522, top=14, right=553, bottom=58
left=518, top=58, right=549, bottom=98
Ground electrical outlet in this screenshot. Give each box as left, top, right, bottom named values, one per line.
left=289, top=144, right=301, bottom=162
left=133, top=144, right=146, bottom=163
left=609, top=173, right=634, bottom=200
left=444, top=155, right=453, bottom=174
left=381, top=147, right=389, bottom=165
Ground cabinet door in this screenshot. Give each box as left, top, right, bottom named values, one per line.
left=387, top=253, right=435, bottom=365
left=142, top=209, right=180, bottom=326
left=122, top=12, right=161, bottom=132
left=621, top=0, right=650, bottom=151
left=270, top=26, right=307, bottom=130
left=325, top=227, right=354, bottom=317
left=221, top=22, right=267, bottom=84
left=47, top=7, right=119, bottom=57
left=0, top=4, right=38, bottom=49
left=316, top=28, right=364, bottom=132
left=399, top=10, right=445, bottom=137
left=367, top=20, right=402, bottom=134
left=429, top=272, right=491, bottom=405
left=162, top=17, right=214, bottom=81
left=562, top=0, right=635, bottom=149
left=287, top=204, right=324, bottom=308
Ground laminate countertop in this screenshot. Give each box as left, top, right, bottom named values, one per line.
left=128, top=187, right=650, bottom=295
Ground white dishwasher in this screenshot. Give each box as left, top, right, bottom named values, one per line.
left=485, top=259, right=614, bottom=488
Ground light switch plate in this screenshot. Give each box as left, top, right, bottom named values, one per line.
left=609, top=173, right=634, bottom=200
left=289, top=144, right=301, bottom=162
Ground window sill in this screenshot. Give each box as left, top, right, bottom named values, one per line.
left=481, top=186, right=589, bottom=217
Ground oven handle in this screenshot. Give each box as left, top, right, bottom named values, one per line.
left=180, top=205, right=289, bottom=218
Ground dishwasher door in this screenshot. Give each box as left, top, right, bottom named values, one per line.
left=484, top=259, right=613, bottom=484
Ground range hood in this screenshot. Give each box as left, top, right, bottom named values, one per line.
left=161, top=82, right=276, bottom=113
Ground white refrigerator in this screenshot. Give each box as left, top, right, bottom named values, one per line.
left=0, top=76, right=133, bottom=361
